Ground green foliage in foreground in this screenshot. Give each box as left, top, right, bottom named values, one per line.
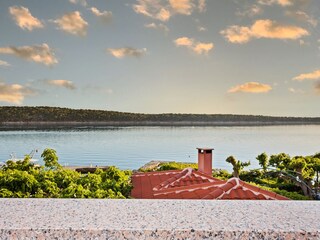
left=0, top=149, right=132, bottom=198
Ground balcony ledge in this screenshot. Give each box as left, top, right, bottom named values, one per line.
left=0, top=199, right=319, bottom=239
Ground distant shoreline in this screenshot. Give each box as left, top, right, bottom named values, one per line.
left=1, top=121, right=320, bottom=130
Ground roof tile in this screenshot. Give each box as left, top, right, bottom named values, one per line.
left=131, top=169, right=289, bottom=200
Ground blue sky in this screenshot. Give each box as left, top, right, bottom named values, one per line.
left=0, top=0, right=319, bottom=116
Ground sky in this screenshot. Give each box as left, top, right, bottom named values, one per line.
left=0, top=0, right=319, bottom=117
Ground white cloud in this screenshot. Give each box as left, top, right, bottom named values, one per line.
left=107, top=47, right=147, bottom=58
left=0, top=82, right=35, bottom=104
left=174, top=37, right=214, bottom=55
left=286, top=11, right=317, bottom=27
left=221, top=19, right=309, bottom=44
left=0, top=43, right=58, bottom=66
left=288, top=87, right=305, bottom=94
left=9, top=6, right=43, bottom=31
left=69, top=0, right=87, bottom=6
left=53, top=11, right=88, bottom=36
left=293, top=69, right=320, bottom=81
left=198, top=0, right=206, bottom=12
left=145, top=22, right=169, bottom=32
left=228, top=82, right=272, bottom=93
left=0, top=60, right=10, bottom=67
left=197, top=26, right=207, bottom=32
left=237, top=4, right=263, bottom=17
left=90, top=7, right=112, bottom=22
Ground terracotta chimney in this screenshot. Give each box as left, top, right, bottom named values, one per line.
left=197, top=148, right=213, bottom=175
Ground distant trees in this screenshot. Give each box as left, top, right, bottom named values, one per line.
left=0, top=106, right=320, bottom=124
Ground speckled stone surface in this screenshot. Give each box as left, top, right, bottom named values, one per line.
left=0, top=199, right=319, bottom=239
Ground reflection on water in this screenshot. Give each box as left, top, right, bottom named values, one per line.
left=0, top=126, right=319, bottom=171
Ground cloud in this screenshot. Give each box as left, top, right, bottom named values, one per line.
left=0, top=43, right=58, bottom=66
left=0, top=82, right=35, bottom=104
left=0, top=60, right=10, bottom=67
left=174, top=37, right=214, bottom=55
left=169, top=0, right=194, bottom=15
left=198, top=0, right=206, bottom=12
left=228, top=82, right=272, bottom=93
left=258, top=0, right=293, bottom=6
left=133, top=0, right=171, bottom=21
left=288, top=87, right=305, bottom=94
left=286, top=11, right=317, bottom=27
left=53, top=11, right=88, bottom=36
left=144, top=22, right=169, bottom=32
left=133, top=0, right=204, bottom=21
left=69, top=0, right=87, bottom=6
left=197, top=26, right=207, bottom=32
left=293, top=69, right=320, bottom=81
left=221, top=19, right=309, bottom=44
left=90, top=7, right=112, bottom=22
left=44, top=80, right=76, bottom=90
left=9, top=6, right=44, bottom=31
left=237, top=4, right=263, bottom=17
left=107, top=47, right=147, bottom=58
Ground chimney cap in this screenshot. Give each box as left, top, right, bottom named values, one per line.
left=197, top=147, right=214, bottom=151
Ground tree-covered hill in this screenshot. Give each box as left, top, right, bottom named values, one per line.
left=0, top=106, right=319, bottom=127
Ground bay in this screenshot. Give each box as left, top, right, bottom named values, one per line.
left=0, top=126, right=319, bottom=171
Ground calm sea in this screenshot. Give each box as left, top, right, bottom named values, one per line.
left=0, top=126, right=319, bottom=171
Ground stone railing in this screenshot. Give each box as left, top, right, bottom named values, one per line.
left=0, top=199, right=319, bottom=239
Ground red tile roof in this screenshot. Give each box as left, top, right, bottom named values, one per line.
left=131, top=168, right=289, bottom=200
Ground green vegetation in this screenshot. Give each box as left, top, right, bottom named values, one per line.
left=145, top=152, right=320, bottom=200
left=1, top=106, right=320, bottom=126
left=0, top=149, right=132, bottom=198
left=225, top=156, right=250, bottom=178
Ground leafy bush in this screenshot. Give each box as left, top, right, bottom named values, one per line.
left=212, top=169, right=232, bottom=180
left=157, top=162, right=198, bottom=171
left=0, top=150, right=132, bottom=198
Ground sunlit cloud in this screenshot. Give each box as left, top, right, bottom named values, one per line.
left=69, top=0, right=87, bottom=6
left=293, top=69, right=320, bottom=81
left=44, top=80, right=76, bottom=90
left=144, top=22, right=169, bottom=32
left=0, top=82, right=36, bottom=104
left=0, top=43, right=58, bottom=66
left=53, top=11, right=88, bottom=36
left=228, top=82, right=272, bottom=93
left=133, top=0, right=171, bottom=21
left=258, top=0, right=293, bottom=6
left=169, top=0, right=194, bottom=15
left=0, top=60, right=10, bottom=67
left=9, top=6, right=43, bottom=31
left=221, top=19, right=309, bottom=44
left=133, top=0, right=204, bottom=21
left=107, top=47, right=147, bottom=58
left=174, top=37, right=213, bottom=55
left=90, top=7, right=112, bottom=22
